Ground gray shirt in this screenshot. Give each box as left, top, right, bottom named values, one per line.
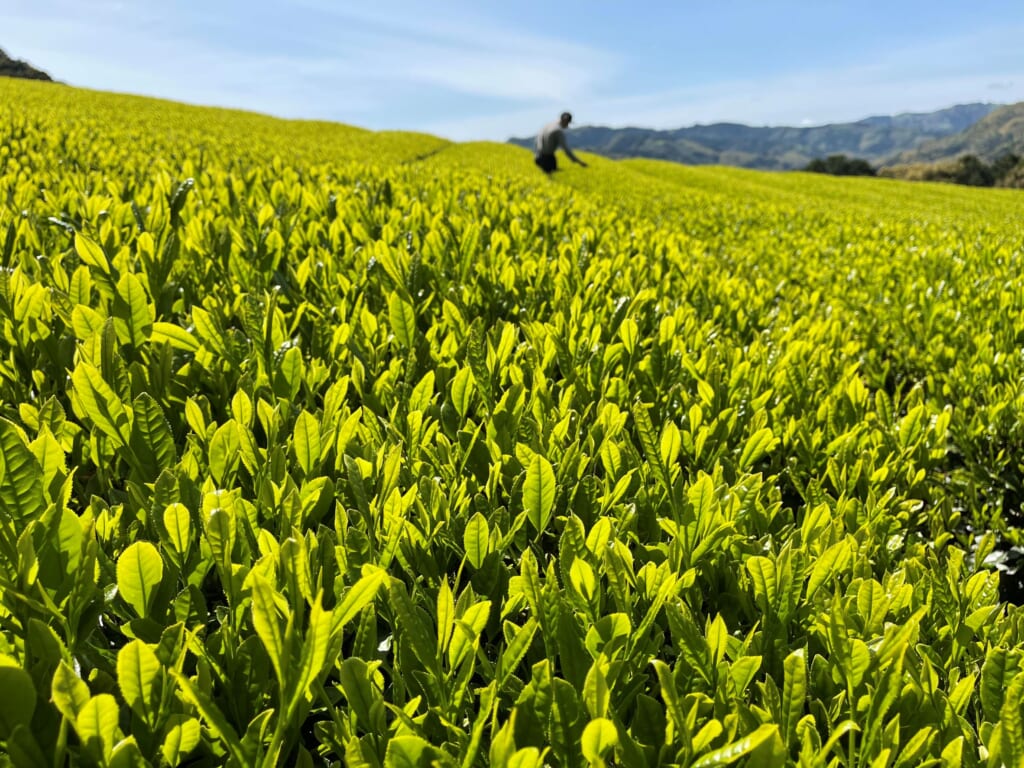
left=536, top=121, right=570, bottom=156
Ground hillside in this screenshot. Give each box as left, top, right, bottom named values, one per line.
left=5, top=76, right=1024, bottom=768
left=509, top=103, right=1000, bottom=170
left=889, top=101, right=1024, bottom=164
left=0, top=47, right=53, bottom=81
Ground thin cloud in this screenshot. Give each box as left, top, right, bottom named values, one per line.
left=466, top=25, right=1024, bottom=141
left=433, top=65, right=1024, bottom=143
left=7, top=0, right=615, bottom=129
left=6, top=2, right=1024, bottom=143
left=289, top=0, right=614, bottom=103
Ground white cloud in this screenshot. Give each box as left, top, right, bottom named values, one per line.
left=285, top=0, right=614, bottom=103
left=6, top=3, right=1024, bottom=144
left=5, top=0, right=614, bottom=132
left=481, top=26, right=1024, bottom=140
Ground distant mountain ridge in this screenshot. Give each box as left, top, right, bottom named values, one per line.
left=510, top=104, right=1002, bottom=170
left=889, top=102, right=1024, bottom=165
left=0, top=48, right=53, bottom=81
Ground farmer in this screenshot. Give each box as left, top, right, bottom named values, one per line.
left=535, top=111, right=588, bottom=174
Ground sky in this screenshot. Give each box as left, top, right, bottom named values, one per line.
left=6, top=0, right=1024, bottom=142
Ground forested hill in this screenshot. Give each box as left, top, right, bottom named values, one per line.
left=0, top=48, right=54, bottom=81
left=509, top=103, right=1000, bottom=170
left=889, top=102, right=1024, bottom=165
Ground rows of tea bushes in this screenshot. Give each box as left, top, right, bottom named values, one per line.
left=2, top=76, right=1024, bottom=767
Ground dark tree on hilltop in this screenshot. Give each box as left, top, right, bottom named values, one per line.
left=949, top=155, right=995, bottom=186
left=804, top=154, right=876, bottom=176
left=0, top=48, right=53, bottom=81
left=991, top=152, right=1021, bottom=179
left=998, top=162, right=1024, bottom=188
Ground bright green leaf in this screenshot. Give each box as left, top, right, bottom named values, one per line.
left=388, top=292, right=417, bottom=348
left=52, top=660, right=91, bottom=723
left=117, top=541, right=164, bottom=618
left=581, top=718, right=619, bottom=764
left=75, top=694, right=120, bottom=763
left=117, top=640, right=161, bottom=725
left=293, top=410, right=322, bottom=476
left=691, top=724, right=780, bottom=767
left=113, top=271, right=154, bottom=347
left=161, top=716, right=202, bottom=767
left=74, top=232, right=110, bottom=274
left=524, top=454, right=556, bottom=533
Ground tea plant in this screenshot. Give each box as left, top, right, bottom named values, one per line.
left=1, top=76, right=1024, bottom=766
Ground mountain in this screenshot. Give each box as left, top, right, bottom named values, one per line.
left=888, top=102, right=1024, bottom=165
left=509, top=104, right=1001, bottom=170
left=0, top=48, right=53, bottom=81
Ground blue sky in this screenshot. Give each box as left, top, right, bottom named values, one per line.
left=6, top=0, right=1024, bottom=141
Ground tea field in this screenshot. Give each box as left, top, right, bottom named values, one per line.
left=3, top=76, right=1024, bottom=767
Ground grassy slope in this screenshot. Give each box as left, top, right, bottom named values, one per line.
left=6, top=76, right=1024, bottom=767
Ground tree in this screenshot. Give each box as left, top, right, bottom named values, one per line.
left=996, top=158, right=1024, bottom=188
left=947, top=155, right=994, bottom=186
left=803, top=154, right=876, bottom=176
left=991, top=152, right=1020, bottom=180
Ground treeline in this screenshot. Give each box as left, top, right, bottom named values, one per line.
left=880, top=153, right=1024, bottom=188
left=803, top=154, right=876, bottom=176
left=804, top=152, right=1024, bottom=189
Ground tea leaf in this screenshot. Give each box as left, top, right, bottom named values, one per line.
left=75, top=694, right=120, bottom=762
left=1001, top=671, right=1024, bottom=767
left=163, top=503, right=192, bottom=557
left=632, top=401, right=669, bottom=492
left=464, top=512, right=490, bottom=569
left=583, top=661, right=610, bottom=719
left=388, top=292, right=417, bottom=348
left=982, top=648, right=1020, bottom=721
left=334, top=567, right=387, bottom=631
left=51, top=660, right=90, bottom=723
left=113, top=271, right=153, bottom=347
left=117, top=640, right=161, bottom=724
left=0, top=666, right=36, bottom=739
left=293, top=410, right=322, bottom=476
left=781, top=649, right=806, bottom=746
left=385, top=735, right=444, bottom=768
left=747, top=556, right=777, bottom=615
left=497, top=617, right=538, bottom=688
left=806, top=539, right=851, bottom=600
left=72, top=363, right=131, bottom=447
left=250, top=572, right=287, bottom=687
left=161, top=715, right=202, bottom=767
left=5, top=726, right=48, bottom=768
left=168, top=669, right=248, bottom=765
left=691, top=724, right=780, bottom=767
left=660, top=421, right=681, bottom=468
left=117, top=541, right=164, bottom=618
left=0, top=418, right=45, bottom=520
left=581, top=717, right=619, bottom=764
left=74, top=232, right=110, bottom=274
left=524, top=454, right=556, bottom=533
left=452, top=366, right=475, bottom=417
left=129, top=393, right=177, bottom=478
left=151, top=321, right=200, bottom=351
left=738, top=427, right=777, bottom=471
left=338, top=658, right=386, bottom=734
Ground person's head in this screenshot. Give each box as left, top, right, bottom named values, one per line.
left=559, top=111, right=572, bottom=128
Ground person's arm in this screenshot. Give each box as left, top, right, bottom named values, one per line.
left=558, top=132, right=588, bottom=166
